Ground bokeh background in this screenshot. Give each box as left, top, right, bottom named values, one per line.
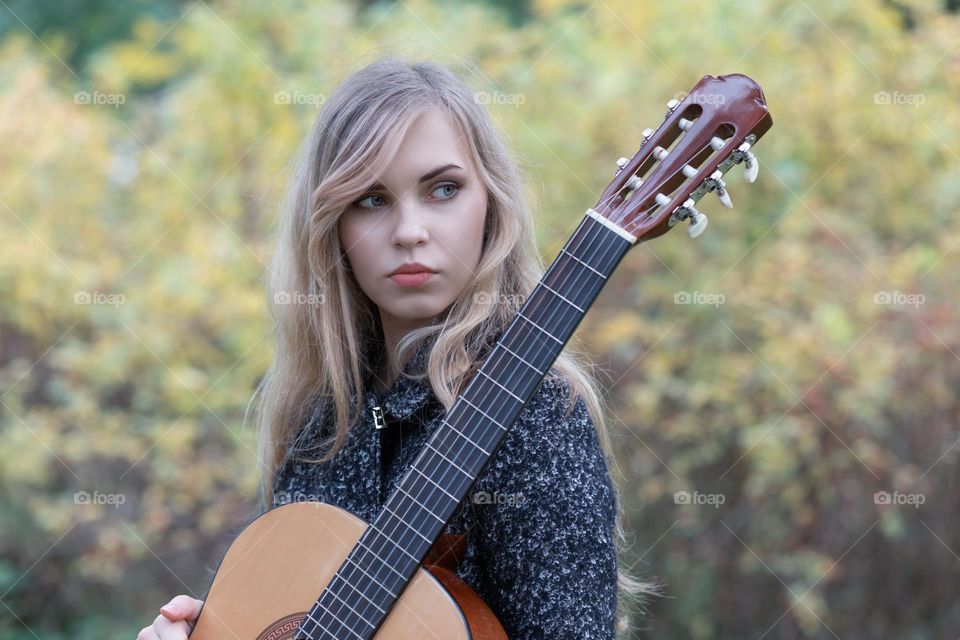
left=1, top=0, right=958, bottom=637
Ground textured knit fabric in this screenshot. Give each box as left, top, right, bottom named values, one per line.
left=271, top=339, right=619, bottom=639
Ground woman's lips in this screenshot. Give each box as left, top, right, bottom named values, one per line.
left=389, top=272, right=436, bottom=286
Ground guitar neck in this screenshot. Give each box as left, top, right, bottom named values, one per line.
left=301, top=211, right=636, bottom=639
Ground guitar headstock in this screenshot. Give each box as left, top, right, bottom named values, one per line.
left=592, top=73, right=772, bottom=242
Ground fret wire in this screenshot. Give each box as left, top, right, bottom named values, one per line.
left=317, top=585, right=375, bottom=634
left=352, top=537, right=406, bottom=580
left=412, top=465, right=459, bottom=501
left=500, top=331, right=554, bottom=374
left=302, top=603, right=357, bottom=640
left=460, top=396, right=507, bottom=431
left=331, top=574, right=386, bottom=616
left=381, top=503, right=433, bottom=544
left=394, top=484, right=446, bottom=525
left=338, top=552, right=397, bottom=598
left=477, top=369, right=525, bottom=400
left=499, top=342, right=543, bottom=375
left=424, top=441, right=472, bottom=477
left=437, top=418, right=491, bottom=456
left=560, top=247, right=606, bottom=279
left=323, top=577, right=384, bottom=619
left=514, top=310, right=563, bottom=346
left=539, top=280, right=586, bottom=313
left=301, top=610, right=354, bottom=640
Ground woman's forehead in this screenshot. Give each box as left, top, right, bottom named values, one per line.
left=382, top=110, right=472, bottom=175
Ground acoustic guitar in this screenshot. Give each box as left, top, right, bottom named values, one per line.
left=189, top=72, right=773, bottom=640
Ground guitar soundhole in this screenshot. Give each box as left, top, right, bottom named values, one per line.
left=255, top=612, right=309, bottom=640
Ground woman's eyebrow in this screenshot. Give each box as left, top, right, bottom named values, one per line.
left=367, top=163, right=463, bottom=191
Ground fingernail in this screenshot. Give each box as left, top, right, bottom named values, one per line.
left=161, top=603, right=181, bottom=616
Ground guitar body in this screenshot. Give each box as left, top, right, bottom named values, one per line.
left=190, top=501, right=506, bottom=639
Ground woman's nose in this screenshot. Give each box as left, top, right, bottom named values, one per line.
left=390, top=201, right=430, bottom=247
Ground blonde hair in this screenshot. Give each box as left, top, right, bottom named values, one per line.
left=250, top=54, right=660, bottom=631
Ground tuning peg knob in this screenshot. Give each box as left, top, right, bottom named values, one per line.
left=742, top=150, right=759, bottom=182
left=716, top=188, right=733, bottom=208
left=687, top=209, right=708, bottom=238
left=642, top=128, right=655, bottom=139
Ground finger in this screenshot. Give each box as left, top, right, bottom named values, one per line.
left=137, top=626, right=160, bottom=640
left=153, top=614, right=191, bottom=640
left=160, top=595, right=204, bottom=621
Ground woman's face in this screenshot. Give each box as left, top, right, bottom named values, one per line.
left=338, top=108, right=489, bottom=334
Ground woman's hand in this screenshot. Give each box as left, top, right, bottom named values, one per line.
left=136, top=595, right=204, bottom=639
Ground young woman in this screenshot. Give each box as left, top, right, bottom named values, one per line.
left=138, top=55, right=657, bottom=640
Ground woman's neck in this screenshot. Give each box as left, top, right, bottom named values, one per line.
left=378, top=310, right=435, bottom=384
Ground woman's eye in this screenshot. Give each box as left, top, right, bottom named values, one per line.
left=355, top=194, right=386, bottom=209
left=430, top=182, right=460, bottom=201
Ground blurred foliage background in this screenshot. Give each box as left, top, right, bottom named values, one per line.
left=1, top=0, right=958, bottom=637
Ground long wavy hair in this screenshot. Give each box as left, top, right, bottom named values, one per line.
left=249, top=54, right=660, bottom=631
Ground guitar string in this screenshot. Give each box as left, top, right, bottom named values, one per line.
left=301, top=204, right=629, bottom=639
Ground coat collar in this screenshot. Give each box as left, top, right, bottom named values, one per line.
left=364, top=334, right=436, bottom=421
left=361, top=328, right=502, bottom=422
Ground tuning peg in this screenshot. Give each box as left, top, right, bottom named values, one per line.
left=614, top=157, right=629, bottom=175
left=710, top=136, right=727, bottom=152
left=671, top=198, right=708, bottom=238
left=735, top=141, right=759, bottom=183
left=642, top=128, right=655, bottom=139
left=678, top=117, right=694, bottom=131
left=666, top=98, right=681, bottom=111
left=742, top=150, right=759, bottom=182
left=687, top=209, right=708, bottom=238
left=626, top=175, right=643, bottom=191
left=653, top=146, right=669, bottom=161
left=707, top=170, right=732, bottom=208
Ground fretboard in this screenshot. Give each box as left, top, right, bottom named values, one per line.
left=298, top=212, right=634, bottom=640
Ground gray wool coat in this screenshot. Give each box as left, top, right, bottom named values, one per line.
left=271, top=338, right=620, bottom=639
